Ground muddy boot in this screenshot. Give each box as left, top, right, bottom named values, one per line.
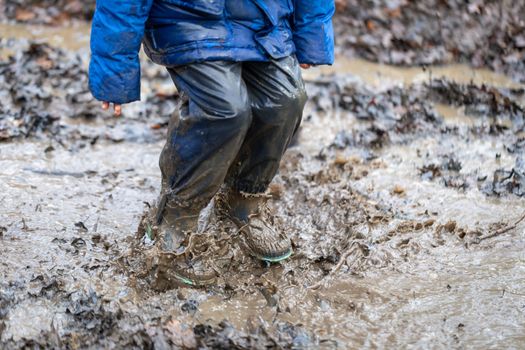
left=156, top=200, right=201, bottom=253
left=217, top=190, right=292, bottom=262
left=148, top=197, right=228, bottom=288
left=153, top=233, right=226, bottom=288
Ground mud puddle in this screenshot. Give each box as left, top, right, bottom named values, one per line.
left=1, top=22, right=525, bottom=349
left=334, top=0, right=525, bottom=84
left=0, top=22, right=90, bottom=54
left=303, top=56, right=524, bottom=90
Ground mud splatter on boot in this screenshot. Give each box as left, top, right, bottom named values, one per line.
left=137, top=196, right=232, bottom=288
left=216, top=190, right=292, bottom=262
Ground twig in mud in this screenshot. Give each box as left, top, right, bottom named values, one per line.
left=485, top=288, right=525, bottom=297
left=502, top=288, right=525, bottom=297
left=21, top=217, right=29, bottom=231
left=476, top=211, right=525, bottom=243
left=23, top=167, right=90, bottom=178
left=308, top=241, right=364, bottom=290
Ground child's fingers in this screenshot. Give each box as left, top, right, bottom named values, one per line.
left=101, top=102, right=122, bottom=117
left=114, top=104, right=122, bottom=117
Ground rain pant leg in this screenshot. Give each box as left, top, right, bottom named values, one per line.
left=160, top=61, right=252, bottom=209
left=227, top=56, right=308, bottom=194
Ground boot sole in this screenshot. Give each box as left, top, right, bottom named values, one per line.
left=172, top=272, right=216, bottom=287
left=259, top=248, right=293, bottom=263
left=242, top=242, right=293, bottom=263
left=154, top=254, right=218, bottom=288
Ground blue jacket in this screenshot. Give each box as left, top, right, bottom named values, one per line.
left=89, top=0, right=335, bottom=104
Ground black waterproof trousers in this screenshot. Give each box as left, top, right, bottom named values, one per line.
left=159, top=55, right=307, bottom=210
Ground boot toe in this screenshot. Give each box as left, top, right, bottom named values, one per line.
left=243, top=219, right=293, bottom=262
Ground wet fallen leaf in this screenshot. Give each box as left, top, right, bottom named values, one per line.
left=392, top=185, right=406, bottom=195
left=71, top=237, right=86, bottom=248
left=366, top=19, right=377, bottom=31
left=335, top=0, right=347, bottom=12
left=36, top=56, right=54, bottom=70
left=386, top=7, right=402, bottom=18
left=74, top=221, right=88, bottom=232
left=333, top=154, right=349, bottom=166
left=442, top=221, right=457, bottom=233
left=15, top=9, right=36, bottom=21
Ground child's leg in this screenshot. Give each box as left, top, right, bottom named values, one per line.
left=226, top=55, right=307, bottom=193
left=158, top=61, right=252, bottom=246
left=145, top=61, right=253, bottom=286
left=217, top=56, right=307, bottom=262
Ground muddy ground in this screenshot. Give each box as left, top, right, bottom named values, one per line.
left=333, top=0, right=525, bottom=83
left=2, top=0, right=524, bottom=82
left=1, top=2, right=525, bottom=349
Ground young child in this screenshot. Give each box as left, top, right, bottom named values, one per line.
left=89, top=0, right=335, bottom=286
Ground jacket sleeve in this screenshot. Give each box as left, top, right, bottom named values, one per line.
left=292, top=0, right=335, bottom=65
left=89, top=0, right=153, bottom=104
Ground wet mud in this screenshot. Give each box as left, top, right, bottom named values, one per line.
left=3, top=0, right=524, bottom=82
left=2, top=12, right=525, bottom=350
left=334, top=0, right=525, bottom=83
left=0, top=38, right=176, bottom=147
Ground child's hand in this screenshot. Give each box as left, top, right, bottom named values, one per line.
left=102, top=102, right=122, bottom=117
left=300, top=64, right=312, bottom=69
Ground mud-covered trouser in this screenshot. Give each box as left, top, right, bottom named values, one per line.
left=159, top=55, right=307, bottom=210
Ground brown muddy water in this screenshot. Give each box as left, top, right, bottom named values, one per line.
left=1, top=24, right=525, bottom=349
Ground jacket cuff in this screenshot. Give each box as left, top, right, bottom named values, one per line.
left=88, top=53, right=141, bottom=104
left=293, top=18, right=335, bottom=65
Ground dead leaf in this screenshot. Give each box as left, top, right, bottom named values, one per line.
left=36, top=56, right=54, bottom=70
left=386, top=7, right=402, bottom=18
left=335, top=0, right=347, bottom=12
left=366, top=19, right=377, bottom=31
left=392, top=185, right=406, bottom=195
left=15, top=9, right=36, bottom=21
